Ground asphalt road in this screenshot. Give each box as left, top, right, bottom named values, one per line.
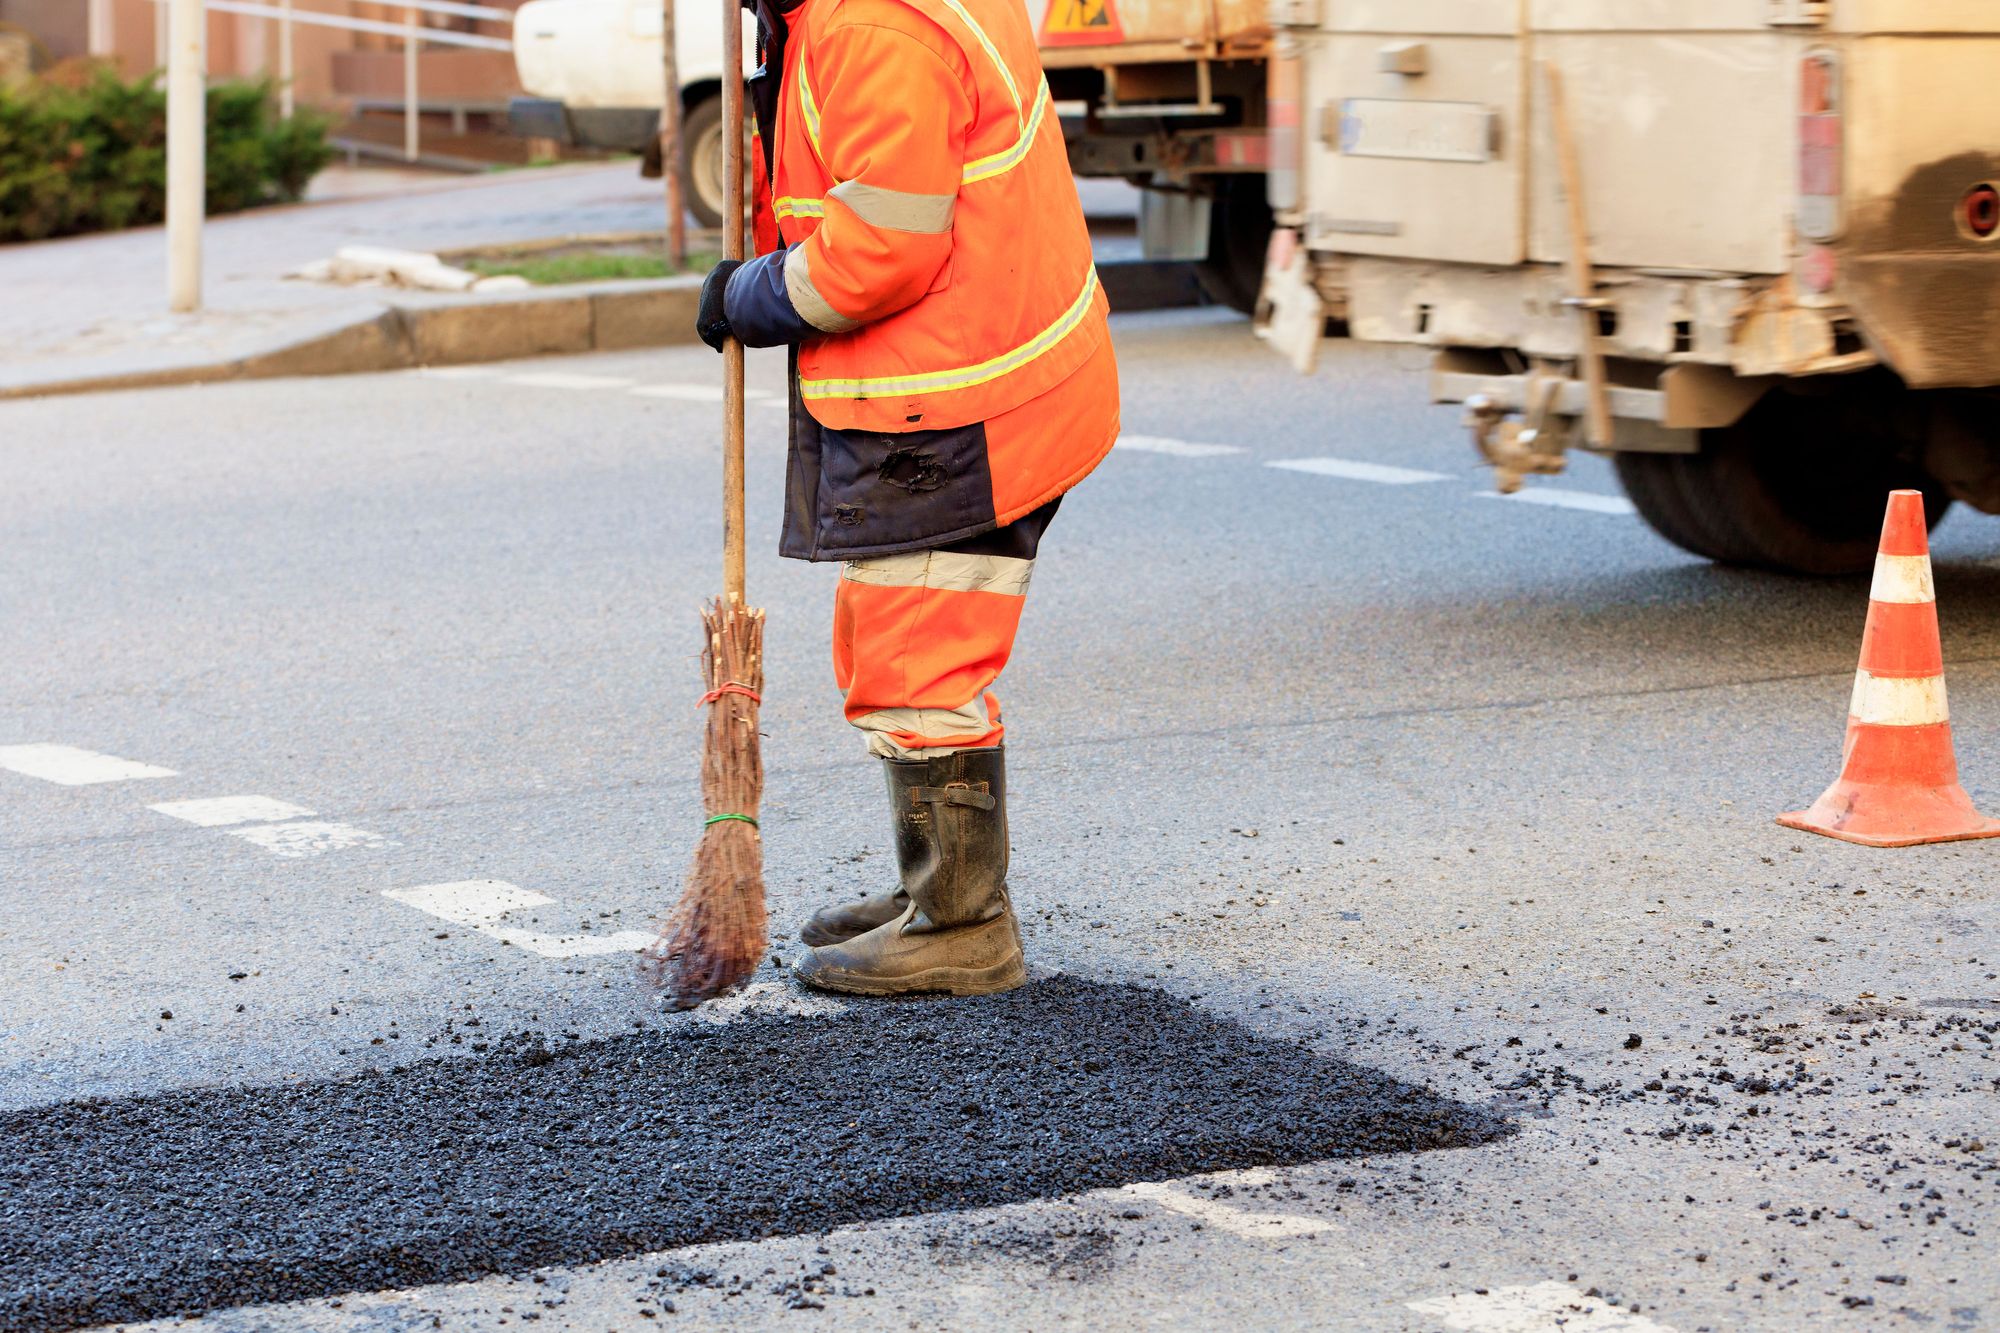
left=2, top=309, right=1997, bottom=1332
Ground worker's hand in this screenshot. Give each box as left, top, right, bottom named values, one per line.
left=696, top=259, right=743, bottom=353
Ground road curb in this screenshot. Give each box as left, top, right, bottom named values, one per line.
left=0, top=276, right=705, bottom=402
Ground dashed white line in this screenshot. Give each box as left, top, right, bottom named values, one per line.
left=1407, top=1281, right=1677, bottom=1332
left=228, top=821, right=396, bottom=859
left=1115, top=434, right=1244, bottom=458
left=149, top=795, right=317, bottom=827
left=385, top=879, right=548, bottom=922
left=630, top=383, right=776, bottom=403
left=0, top=744, right=177, bottom=785
left=1120, top=1179, right=1338, bottom=1239
left=505, top=372, right=636, bottom=391
left=1267, top=457, right=1451, bottom=485
left=1477, top=487, right=1636, bottom=516
left=383, top=880, right=654, bottom=959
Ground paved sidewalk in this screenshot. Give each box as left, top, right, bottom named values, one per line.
left=2, top=163, right=695, bottom=398
left=0, top=166, right=1147, bottom=400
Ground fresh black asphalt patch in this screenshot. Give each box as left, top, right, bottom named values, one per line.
left=0, top=976, right=1507, bottom=1331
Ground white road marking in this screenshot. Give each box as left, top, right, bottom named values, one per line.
left=415, top=365, right=500, bottom=379
left=384, top=879, right=549, bottom=921
left=227, top=821, right=396, bottom=859
left=1268, top=457, right=1450, bottom=485
left=1477, top=487, right=1637, bottom=516
left=383, top=880, right=654, bottom=958
left=1407, top=1281, right=1677, bottom=1332
left=148, top=795, right=316, bottom=827
left=1116, top=434, right=1244, bottom=458
left=0, top=744, right=177, bottom=785
left=1119, top=1178, right=1338, bottom=1239
left=506, top=372, right=636, bottom=391
left=630, top=383, right=776, bottom=403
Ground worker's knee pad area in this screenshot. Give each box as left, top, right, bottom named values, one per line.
left=2, top=977, right=1506, bottom=1330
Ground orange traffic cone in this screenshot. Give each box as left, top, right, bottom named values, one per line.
left=1778, top=489, right=2000, bottom=847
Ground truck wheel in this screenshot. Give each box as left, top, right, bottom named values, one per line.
left=1196, top=175, right=1273, bottom=316
left=1618, top=396, right=1950, bottom=575
left=1613, top=451, right=1738, bottom=561
left=680, top=94, right=727, bottom=230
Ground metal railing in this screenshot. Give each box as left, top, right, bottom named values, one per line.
left=146, top=0, right=515, bottom=161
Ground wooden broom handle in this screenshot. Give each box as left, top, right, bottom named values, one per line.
left=721, top=0, right=748, bottom=602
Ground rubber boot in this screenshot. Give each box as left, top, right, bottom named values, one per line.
left=795, top=747, right=1026, bottom=997
left=798, top=888, right=907, bottom=947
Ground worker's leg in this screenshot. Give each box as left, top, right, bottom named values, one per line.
left=796, top=502, right=1058, bottom=992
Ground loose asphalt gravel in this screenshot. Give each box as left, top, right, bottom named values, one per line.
left=4, top=311, right=1999, bottom=1329
left=0, top=977, right=1503, bottom=1331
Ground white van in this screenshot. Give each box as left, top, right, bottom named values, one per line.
left=507, top=0, right=749, bottom=226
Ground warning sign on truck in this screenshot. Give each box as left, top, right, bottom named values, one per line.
left=1040, top=0, right=1124, bottom=46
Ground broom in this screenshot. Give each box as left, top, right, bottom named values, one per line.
left=640, top=10, right=767, bottom=1009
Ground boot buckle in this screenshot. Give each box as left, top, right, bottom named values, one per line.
left=910, top=781, right=995, bottom=811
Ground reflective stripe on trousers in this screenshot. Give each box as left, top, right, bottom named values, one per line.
left=832, top=499, right=1059, bottom=759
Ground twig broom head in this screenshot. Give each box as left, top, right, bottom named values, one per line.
left=639, top=596, right=769, bottom=1009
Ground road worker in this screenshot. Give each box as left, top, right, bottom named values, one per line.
left=694, top=0, right=1118, bottom=996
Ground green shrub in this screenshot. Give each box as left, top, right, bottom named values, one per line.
left=0, top=67, right=334, bottom=242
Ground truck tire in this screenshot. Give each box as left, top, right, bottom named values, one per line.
left=680, top=94, right=727, bottom=230
left=1613, top=451, right=1737, bottom=561
left=1196, top=175, right=1273, bottom=316
left=1616, top=395, right=1950, bottom=575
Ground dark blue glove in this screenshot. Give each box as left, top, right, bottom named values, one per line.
left=697, top=259, right=743, bottom=353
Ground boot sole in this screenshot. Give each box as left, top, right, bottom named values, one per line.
left=796, top=956, right=1028, bottom=998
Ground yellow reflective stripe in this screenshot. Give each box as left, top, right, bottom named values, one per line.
left=774, top=196, right=825, bottom=220
left=797, top=57, right=823, bottom=155
left=963, top=79, right=1049, bottom=185
left=937, top=0, right=1023, bottom=125
left=800, top=266, right=1099, bottom=399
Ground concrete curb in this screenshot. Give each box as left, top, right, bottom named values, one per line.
left=0, top=275, right=705, bottom=402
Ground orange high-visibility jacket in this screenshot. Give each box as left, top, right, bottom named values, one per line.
left=726, top=0, right=1119, bottom=560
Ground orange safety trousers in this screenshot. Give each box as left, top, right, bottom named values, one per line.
left=832, top=496, right=1060, bottom=758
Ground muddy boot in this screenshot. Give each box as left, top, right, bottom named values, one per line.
left=798, top=888, right=907, bottom=947
left=795, top=747, right=1025, bottom=997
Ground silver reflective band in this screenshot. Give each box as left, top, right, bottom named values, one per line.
left=852, top=698, right=998, bottom=759
left=786, top=245, right=860, bottom=334
left=829, top=180, right=957, bottom=233
left=843, top=551, right=1034, bottom=596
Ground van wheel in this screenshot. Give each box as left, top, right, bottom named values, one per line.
left=679, top=94, right=727, bottom=230
left=1614, top=396, right=1950, bottom=575
left=1196, top=175, right=1273, bottom=316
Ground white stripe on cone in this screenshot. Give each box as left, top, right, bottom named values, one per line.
left=1869, top=552, right=1936, bottom=605
left=1849, top=669, right=1949, bottom=727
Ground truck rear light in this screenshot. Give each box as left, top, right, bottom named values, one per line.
left=1964, top=184, right=2000, bottom=239
left=1797, top=51, right=1842, bottom=242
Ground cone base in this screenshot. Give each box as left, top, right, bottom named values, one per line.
left=1777, top=778, right=2000, bottom=848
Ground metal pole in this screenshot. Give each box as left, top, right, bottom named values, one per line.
left=166, top=0, right=205, bottom=313
left=278, top=0, right=294, bottom=117
left=404, top=6, right=420, bottom=162
left=659, top=0, right=686, bottom=266
left=88, top=0, right=116, bottom=58
left=156, top=0, right=171, bottom=69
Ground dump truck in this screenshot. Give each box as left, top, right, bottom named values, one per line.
left=1038, top=0, right=1278, bottom=311
left=1254, top=1, right=2000, bottom=574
